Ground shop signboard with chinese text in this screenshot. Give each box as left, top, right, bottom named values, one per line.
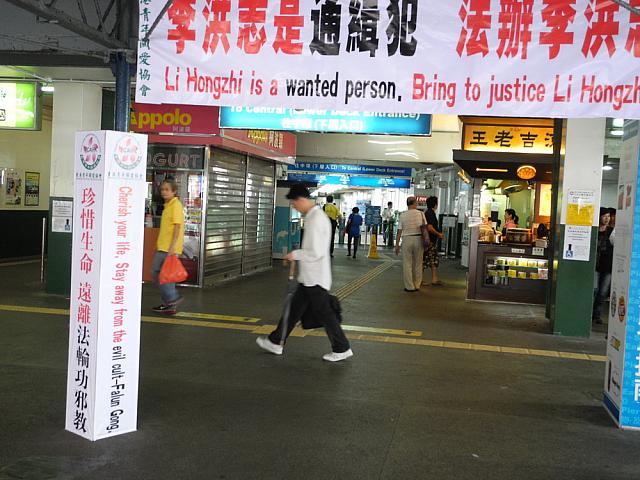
left=66, top=131, right=148, bottom=441
left=138, top=1, right=640, bottom=118
left=220, top=107, right=431, bottom=135
left=463, top=125, right=554, bottom=154
left=0, top=82, right=40, bottom=130
left=604, top=120, right=640, bottom=430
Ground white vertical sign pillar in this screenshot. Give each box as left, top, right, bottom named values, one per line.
left=604, top=120, right=640, bottom=429
left=65, top=130, right=148, bottom=441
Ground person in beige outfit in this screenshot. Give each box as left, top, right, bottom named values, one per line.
left=395, top=197, right=427, bottom=292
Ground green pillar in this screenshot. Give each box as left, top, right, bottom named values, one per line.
left=550, top=119, right=606, bottom=337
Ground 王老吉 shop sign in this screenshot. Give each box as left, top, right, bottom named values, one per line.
left=0, top=82, right=40, bottom=130
left=219, top=107, right=431, bottom=135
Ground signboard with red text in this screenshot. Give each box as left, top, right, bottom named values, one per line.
left=130, top=102, right=220, bottom=134
left=66, top=131, right=148, bottom=441
left=138, top=0, right=640, bottom=118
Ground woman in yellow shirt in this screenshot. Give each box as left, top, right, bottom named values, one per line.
left=152, top=178, right=185, bottom=315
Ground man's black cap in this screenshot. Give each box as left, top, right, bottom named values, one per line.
left=286, top=183, right=311, bottom=200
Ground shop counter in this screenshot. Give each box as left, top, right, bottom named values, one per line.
left=467, top=243, right=549, bottom=305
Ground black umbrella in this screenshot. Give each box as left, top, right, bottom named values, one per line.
left=278, top=261, right=298, bottom=347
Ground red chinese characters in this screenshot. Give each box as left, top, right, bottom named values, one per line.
left=457, top=0, right=491, bottom=57
left=167, top=0, right=197, bottom=53
left=582, top=0, right=619, bottom=57
left=237, top=0, right=268, bottom=53
left=202, top=0, right=232, bottom=54
left=625, top=0, right=640, bottom=57
left=273, top=0, right=304, bottom=54
left=539, top=0, right=577, bottom=59
left=497, top=0, right=534, bottom=59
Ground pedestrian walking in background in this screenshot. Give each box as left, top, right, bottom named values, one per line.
left=346, top=207, right=363, bottom=259
left=257, top=184, right=353, bottom=362
left=395, top=196, right=427, bottom=292
left=323, top=195, right=341, bottom=257
left=152, top=178, right=185, bottom=315
left=424, top=196, right=445, bottom=286
left=382, top=201, right=394, bottom=246
left=593, top=207, right=613, bottom=324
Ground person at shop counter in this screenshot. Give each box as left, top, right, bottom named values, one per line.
left=502, top=209, right=519, bottom=234
left=346, top=207, right=363, bottom=259
left=593, top=207, right=613, bottom=324
left=424, top=196, right=445, bottom=286
left=152, top=178, right=185, bottom=315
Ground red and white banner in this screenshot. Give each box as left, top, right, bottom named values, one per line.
left=66, top=131, right=147, bottom=441
left=137, top=0, right=640, bottom=118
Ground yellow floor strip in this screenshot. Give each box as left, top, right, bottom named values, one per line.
left=0, top=303, right=605, bottom=363
left=174, top=311, right=260, bottom=323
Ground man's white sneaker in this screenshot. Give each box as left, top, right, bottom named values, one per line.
left=322, top=349, right=354, bottom=362
left=256, top=336, right=283, bottom=355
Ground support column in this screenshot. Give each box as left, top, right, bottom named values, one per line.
left=550, top=118, right=606, bottom=337
left=47, top=83, right=102, bottom=294
left=114, top=53, right=131, bottom=132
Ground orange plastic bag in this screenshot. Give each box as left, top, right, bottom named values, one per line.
left=159, top=255, right=188, bottom=284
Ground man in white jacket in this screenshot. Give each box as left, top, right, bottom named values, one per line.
left=257, top=184, right=353, bottom=362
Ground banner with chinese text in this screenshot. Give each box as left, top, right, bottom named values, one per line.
left=66, top=131, right=148, bottom=441
left=138, top=0, right=640, bottom=118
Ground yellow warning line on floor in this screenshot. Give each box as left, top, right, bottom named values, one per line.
left=0, top=303, right=605, bottom=363
left=333, top=260, right=395, bottom=301
left=0, top=304, right=259, bottom=325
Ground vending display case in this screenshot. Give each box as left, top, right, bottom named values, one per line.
left=468, top=244, right=549, bottom=304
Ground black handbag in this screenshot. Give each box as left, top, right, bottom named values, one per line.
left=300, top=294, right=343, bottom=329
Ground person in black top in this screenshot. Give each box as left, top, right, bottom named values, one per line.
left=424, top=196, right=445, bottom=286
left=593, top=207, right=613, bottom=324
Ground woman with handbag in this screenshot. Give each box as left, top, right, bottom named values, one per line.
left=395, top=196, right=428, bottom=292
left=152, top=178, right=186, bottom=315
left=424, top=196, right=445, bottom=286
left=346, top=207, right=363, bottom=259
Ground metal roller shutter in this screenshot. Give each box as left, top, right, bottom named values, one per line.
left=243, top=157, right=275, bottom=274
left=204, top=150, right=246, bottom=283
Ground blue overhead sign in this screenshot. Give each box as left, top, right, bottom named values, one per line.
left=220, top=107, right=431, bottom=136
left=288, top=162, right=413, bottom=178
left=288, top=173, right=411, bottom=189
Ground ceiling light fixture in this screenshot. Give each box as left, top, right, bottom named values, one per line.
left=610, top=129, right=624, bottom=136
left=602, top=165, right=614, bottom=171
left=476, top=168, right=509, bottom=173
left=368, top=140, right=412, bottom=145
left=516, top=165, right=537, bottom=180
left=41, top=85, right=54, bottom=92
left=385, top=152, right=419, bottom=159
left=612, top=118, right=625, bottom=128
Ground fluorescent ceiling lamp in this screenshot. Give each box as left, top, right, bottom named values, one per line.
left=368, top=140, right=412, bottom=145
left=602, top=165, right=614, bottom=171
left=476, top=168, right=509, bottom=173
left=385, top=152, right=419, bottom=159
left=610, top=129, right=624, bottom=136
left=612, top=118, right=624, bottom=128
left=41, top=85, right=54, bottom=92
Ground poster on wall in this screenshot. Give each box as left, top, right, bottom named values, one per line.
left=24, top=171, right=40, bottom=206
left=138, top=1, right=640, bottom=118
left=4, top=169, right=23, bottom=206
left=562, top=225, right=591, bottom=261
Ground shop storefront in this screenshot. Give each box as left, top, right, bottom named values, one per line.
left=454, top=117, right=557, bottom=305
left=131, top=103, right=296, bottom=286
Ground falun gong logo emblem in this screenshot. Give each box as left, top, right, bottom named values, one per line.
left=80, top=133, right=102, bottom=170
left=114, top=136, right=143, bottom=170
